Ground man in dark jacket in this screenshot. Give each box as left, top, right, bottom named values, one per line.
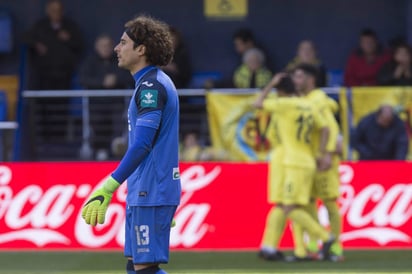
left=26, top=0, right=83, bottom=90
left=80, top=34, right=133, bottom=90
left=352, top=105, right=409, bottom=160
left=25, top=0, right=83, bottom=144
left=80, top=34, right=133, bottom=160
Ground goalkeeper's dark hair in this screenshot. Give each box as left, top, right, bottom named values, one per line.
left=275, top=75, right=296, bottom=95
left=124, top=15, right=174, bottom=66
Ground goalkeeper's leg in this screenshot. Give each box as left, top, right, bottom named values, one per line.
left=125, top=206, right=176, bottom=273
left=126, top=259, right=135, bottom=274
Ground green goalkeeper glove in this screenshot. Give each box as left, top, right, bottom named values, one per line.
left=82, top=176, right=120, bottom=226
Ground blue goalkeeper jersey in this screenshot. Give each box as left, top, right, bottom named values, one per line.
left=126, top=66, right=181, bottom=206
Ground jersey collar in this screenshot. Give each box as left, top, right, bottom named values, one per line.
left=133, top=65, right=156, bottom=87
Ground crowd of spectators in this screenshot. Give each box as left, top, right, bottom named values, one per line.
left=24, top=0, right=412, bottom=91
left=17, top=0, right=411, bottom=161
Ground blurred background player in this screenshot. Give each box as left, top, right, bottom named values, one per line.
left=82, top=15, right=181, bottom=274
left=254, top=73, right=335, bottom=261
left=255, top=73, right=287, bottom=260
left=292, top=64, right=343, bottom=261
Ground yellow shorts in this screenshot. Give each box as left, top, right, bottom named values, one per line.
left=282, top=166, right=315, bottom=206
left=267, top=148, right=284, bottom=204
left=312, top=156, right=340, bottom=200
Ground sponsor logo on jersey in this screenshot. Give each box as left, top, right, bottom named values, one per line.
left=140, top=90, right=158, bottom=108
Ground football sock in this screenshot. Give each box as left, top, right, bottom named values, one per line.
left=324, top=200, right=341, bottom=240
left=288, top=208, right=330, bottom=242
left=127, top=260, right=135, bottom=274
left=305, top=201, right=320, bottom=252
left=261, top=206, right=286, bottom=250
left=291, top=223, right=306, bottom=257
left=324, top=199, right=343, bottom=255
left=305, top=201, right=318, bottom=223
left=136, top=265, right=160, bottom=274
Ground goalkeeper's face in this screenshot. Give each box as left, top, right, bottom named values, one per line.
left=114, top=32, right=145, bottom=73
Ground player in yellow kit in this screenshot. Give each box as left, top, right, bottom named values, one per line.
left=257, top=74, right=287, bottom=261
left=255, top=74, right=335, bottom=261
left=292, top=64, right=343, bottom=261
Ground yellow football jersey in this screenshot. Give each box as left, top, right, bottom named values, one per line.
left=263, top=97, right=326, bottom=169
left=306, top=89, right=340, bottom=155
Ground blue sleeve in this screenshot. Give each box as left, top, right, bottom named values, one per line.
left=111, top=111, right=161, bottom=183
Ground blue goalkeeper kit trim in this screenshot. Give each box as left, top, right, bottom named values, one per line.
left=112, top=65, right=181, bottom=206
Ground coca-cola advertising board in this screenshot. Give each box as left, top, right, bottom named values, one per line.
left=0, top=162, right=410, bottom=250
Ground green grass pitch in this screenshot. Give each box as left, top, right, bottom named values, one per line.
left=0, top=250, right=411, bottom=274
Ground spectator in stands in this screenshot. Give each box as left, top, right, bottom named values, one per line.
left=233, top=28, right=257, bottom=57
left=352, top=105, right=409, bottom=160
left=79, top=34, right=133, bottom=160
left=233, top=48, right=272, bottom=88
left=344, top=28, right=390, bottom=86
left=286, top=40, right=327, bottom=87
left=162, top=27, right=192, bottom=89
left=377, top=43, right=412, bottom=86
left=80, top=34, right=132, bottom=89
left=25, top=0, right=83, bottom=144
left=25, top=0, right=83, bottom=90
left=180, top=131, right=228, bottom=161
left=207, top=28, right=271, bottom=89
left=233, top=28, right=273, bottom=70
left=180, top=132, right=203, bottom=161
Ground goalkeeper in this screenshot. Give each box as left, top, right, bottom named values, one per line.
left=82, top=15, right=181, bottom=274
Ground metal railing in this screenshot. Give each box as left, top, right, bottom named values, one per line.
left=21, top=89, right=212, bottom=160
left=21, top=88, right=341, bottom=161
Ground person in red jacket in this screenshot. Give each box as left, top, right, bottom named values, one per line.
left=344, top=29, right=390, bottom=86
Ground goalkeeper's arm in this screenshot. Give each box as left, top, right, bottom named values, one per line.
left=82, top=111, right=160, bottom=226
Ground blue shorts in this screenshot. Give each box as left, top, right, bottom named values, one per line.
left=124, top=205, right=177, bottom=264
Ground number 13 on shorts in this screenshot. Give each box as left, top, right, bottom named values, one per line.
left=135, top=225, right=150, bottom=246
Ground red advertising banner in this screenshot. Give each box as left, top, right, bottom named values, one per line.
left=0, top=162, right=410, bottom=250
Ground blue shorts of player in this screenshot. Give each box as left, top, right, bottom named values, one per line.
left=124, top=205, right=177, bottom=264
